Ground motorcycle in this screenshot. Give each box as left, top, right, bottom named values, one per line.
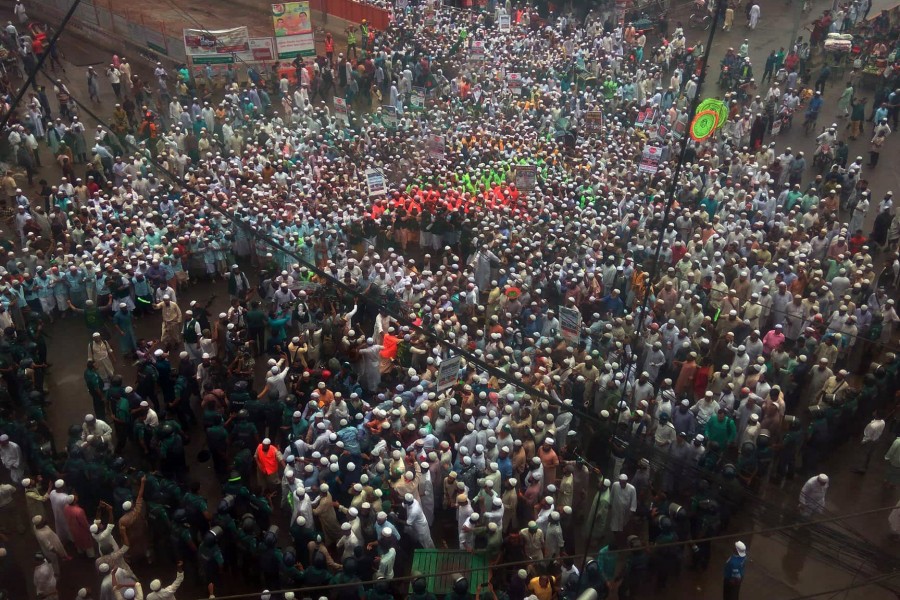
left=718, top=65, right=734, bottom=89
left=813, top=144, right=834, bottom=173
left=774, top=106, right=794, bottom=134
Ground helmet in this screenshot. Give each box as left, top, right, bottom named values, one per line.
left=452, top=576, right=468, bottom=595
left=173, top=509, right=188, bottom=524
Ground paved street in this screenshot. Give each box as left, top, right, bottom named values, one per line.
left=0, top=0, right=897, bottom=598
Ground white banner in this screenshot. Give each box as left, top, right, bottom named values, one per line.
left=184, top=27, right=250, bottom=64
left=234, top=38, right=276, bottom=63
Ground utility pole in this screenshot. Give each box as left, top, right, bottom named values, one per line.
left=621, top=0, right=727, bottom=383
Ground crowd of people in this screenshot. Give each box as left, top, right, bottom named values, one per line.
left=0, top=0, right=899, bottom=599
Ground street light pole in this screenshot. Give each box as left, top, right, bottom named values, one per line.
left=622, top=0, right=727, bottom=382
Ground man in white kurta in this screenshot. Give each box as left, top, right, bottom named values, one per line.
left=609, top=474, right=637, bottom=533
left=48, top=481, right=73, bottom=544
left=404, top=493, right=434, bottom=548
left=0, top=435, right=24, bottom=483
left=799, top=473, right=829, bottom=517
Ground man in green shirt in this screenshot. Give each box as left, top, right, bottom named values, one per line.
left=705, top=408, right=737, bottom=449
left=84, top=360, right=105, bottom=418
left=112, top=392, right=132, bottom=453
left=245, top=301, right=267, bottom=357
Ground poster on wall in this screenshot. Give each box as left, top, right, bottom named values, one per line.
left=272, top=2, right=315, bottom=58
left=183, top=27, right=250, bottom=63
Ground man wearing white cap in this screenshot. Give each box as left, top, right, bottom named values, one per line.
left=147, top=561, right=184, bottom=600
left=588, top=478, right=612, bottom=547
left=91, top=505, right=120, bottom=555
left=538, top=437, right=559, bottom=492
left=153, top=293, right=183, bottom=350
left=118, top=475, right=150, bottom=562
left=255, top=438, right=283, bottom=495
left=113, top=302, right=138, bottom=357
left=48, top=479, right=73, bottom=544
left=182, top=309, right=202, bottom=362
left=33, top=552, right=58, bottom=600
left=88, top=332, right=115, bottom=381
left=404, top=492, right=434, bottom=548
left=32, top=515, right=69, bottom=575
left=82, top=413, right=114, bottom=446
left=259, top=359, right=290, bottom=401
left=724, top=541, right=748, bottom=600
left=0, top=433, right=24, bottom=483
left=799, top=473, right=830, bottom=517
left=609, top=474, right=636, bottom=546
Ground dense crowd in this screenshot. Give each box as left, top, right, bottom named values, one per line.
left=0, top=0, right=899, bottom=599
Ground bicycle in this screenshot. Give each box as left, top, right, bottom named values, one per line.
left=803, top=111, right=818, bottom=135
left=689, top=11, right=712, bottom=30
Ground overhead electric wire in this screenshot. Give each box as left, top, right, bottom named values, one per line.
left=0, top=0, right=83, bottom=131
left=38, top=9, right=899, bottom=595
left=52, top=70, right=900, bottom=598
left=173, top=503, right=900, bottom=600
left=138, top=0, right=900, bottom=360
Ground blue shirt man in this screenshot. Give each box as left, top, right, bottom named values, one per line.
left=724, top=541, right=747, bottom=600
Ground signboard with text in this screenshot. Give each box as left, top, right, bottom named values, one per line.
left=272, top=2, right=315, bottom=58
left=411, top=87, right=426, bottom=111
left=183, top=27, right=250, bottom=64
left=366, top=168, right=387, bottom=196
left=639, top=144, right=663, bottom=174
left=514, top=165, right=538, bottom=191
left=469, top=39, right=485, bottom=62
left=437, top=354, right=462, bottom=391
left=559, top=307, right=582, bottom=342
left=427, top=134, right=445, bottom=160
left=584, top=111, right=603, bottom=134
left=508, top=72, right=522, bottom=95
left=334, top=97, right=349, bottom=124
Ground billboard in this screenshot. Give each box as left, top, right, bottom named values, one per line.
left=272, top=2, right=316, bottom=58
